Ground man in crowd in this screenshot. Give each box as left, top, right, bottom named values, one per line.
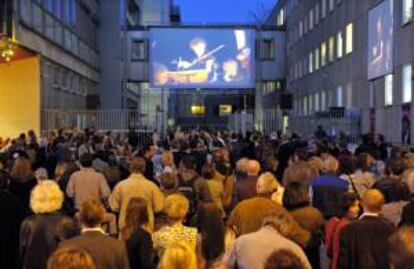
left=137, top=143, right=157, bottom=185
left=233, top=159, right=261, bottom=203
left=224, top=211, right=312, bottom=269
left=338, top=189, right=396, bottom=269
left=58, top=200, right=130, bottom=269
left=389, top=227, right=414, bottom=269
left=109, top=157, right=164, bottom=231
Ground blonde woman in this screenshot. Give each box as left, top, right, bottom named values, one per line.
left=153, top=194, right=197, bottom=257
left=20, top=180, right=75, bottom=269
left=158, top=241, right=197, bottom=269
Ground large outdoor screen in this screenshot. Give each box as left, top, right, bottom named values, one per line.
left=149, top=28, right=256, bottom=89
left=367, top=0, right=394, bottom=80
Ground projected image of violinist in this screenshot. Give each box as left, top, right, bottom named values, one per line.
left=150, top=28, right=255, bottom=88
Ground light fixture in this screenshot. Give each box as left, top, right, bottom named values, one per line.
left=0, top=35, right=17, bottom=62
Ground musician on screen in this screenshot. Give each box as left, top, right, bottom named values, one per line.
left=176, top=38, right=219, bottom=81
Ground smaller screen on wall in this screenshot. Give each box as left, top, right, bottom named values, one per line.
left=367, top=0, right=394, bottom=80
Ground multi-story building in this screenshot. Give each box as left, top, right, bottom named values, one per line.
left=267, top=0, right=414, bottom=143
left=1, top=0, right=99, bottom=138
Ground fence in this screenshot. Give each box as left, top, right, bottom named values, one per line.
left=41, top=109, right=155, bottom=135
left=289, top=109, right=361, bottom=143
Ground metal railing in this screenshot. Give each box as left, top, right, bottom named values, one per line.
left=41, top=109, right=155, bottom=136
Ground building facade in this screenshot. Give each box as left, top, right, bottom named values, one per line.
left=267, top=0, right=414, bottom=143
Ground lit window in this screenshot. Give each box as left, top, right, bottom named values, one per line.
left=337, top=31, right=343, bottom=58
left=315, top=48, right=320, bottom=70
left=329, top=36, right=335, bottom=62
left=299, top=21, right=303, bottom=37
left=329, top=0, right=335, bottom=12
left=309, top=10, right=314, bottom=30
left=402, top=64, right=412, bottom=103
left=403, top=0, right=413, bottom=24
left=321, top=0, right=326, bottom=18
left=337, top=86, right=343, bottom=107
left=315, top=4, right=320, bottom=25
left=309, top=52, right=313, bottom=73
left=385, top=74, right=393, bottom=106
left=191, top=105, right=205, bottom=116
left=346, top=23, right=353, bottom=54
left=321, top=42, right=327, bottom=67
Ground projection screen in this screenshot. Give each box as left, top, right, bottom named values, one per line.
left=367, top=0, right=394, bottom=80
left=149, top=27, right=256, bottom=89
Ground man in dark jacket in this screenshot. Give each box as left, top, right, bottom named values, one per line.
left=338, top=189, right=396, bottom=269
left=59, top=200, right=130, bottom=269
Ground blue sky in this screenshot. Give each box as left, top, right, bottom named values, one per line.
left=174, top=0, right=279, bottom=23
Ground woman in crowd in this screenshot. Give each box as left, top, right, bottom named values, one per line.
left=9, top=157, right=37, bottom=211
left=153, top=194, right=197, bottom=257
left=121, top=197, right=155, bottom=269
left=20, top=180, right=75, bottom=269
left=264, top=249, right=307, bottom=269
left=202, top=163, right=226, bottom=217
left=325, top=193, right=360, bottom=269
left=196, top=203, right=225, bottom=269
left=283, top=182, right=324, bottom=269
left=157, top=241, right=197, bottom=269
left=47, top=248, right=96, bottom=269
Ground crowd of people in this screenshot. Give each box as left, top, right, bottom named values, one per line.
left=1, top=127, right=414, bottom=269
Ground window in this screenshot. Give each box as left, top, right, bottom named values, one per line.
left=321, top=0, right=326, bottom=18
left=402, top=64, right=412, bottom=103
left=346, top=83, right=352, bottom=107
left=309, top=95, right=313, bottom=114
left=329, top=36, right=335, bottom=62
left=303, top=96, right=308, bottom=116
left=321, top=42, right=327, bottom=67
left=309, top=10, right=314, bottom=30
left=329, top=0, right=335, bottom=12
left=191, top=105, right=205, bottom=116
left=131, top=39, right=146, bottom=60
left=43, top=0, right=53, bottom=12
left=321, top=91, right=326, bottom=110
left=304, top=16, right=308, bottom=34
left=299, top=21, right=303, bottom=37
left=309, top=52, right=313, bottom=73
left=315, top=48, right=320, bottom=71
left=337, top=31, right=343, bottom=58
left=385, top=74, right=393, bottom=106
left=314, top=93, right=320, bottom=111
left=65, top=0, right=77, bottom=26
left=403, top=0, right=413, bottom=24
left=55, top=0, right=62, bottom=19
left=337, top=86, right=343, bottom=107
left=346, top=23, right=353, bottom=54
left=315, top=4, right=320, bottom=25
left=262, top=39, right=275, bottom=60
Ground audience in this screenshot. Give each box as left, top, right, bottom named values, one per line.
left=1, top=128, right=414, bottom=269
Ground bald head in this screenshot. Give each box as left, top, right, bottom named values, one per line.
left=362, top=189, right=385, bottom=213
left=246, top=160, right=261, bottom=176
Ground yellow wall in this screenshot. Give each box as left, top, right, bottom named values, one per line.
left=0, top=57, right=40, bottom=139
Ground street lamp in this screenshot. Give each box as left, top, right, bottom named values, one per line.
left=0, top=35, right=16, bottom=62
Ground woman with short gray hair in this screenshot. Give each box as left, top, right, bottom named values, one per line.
left=20, top=180, right=76, bottom=269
